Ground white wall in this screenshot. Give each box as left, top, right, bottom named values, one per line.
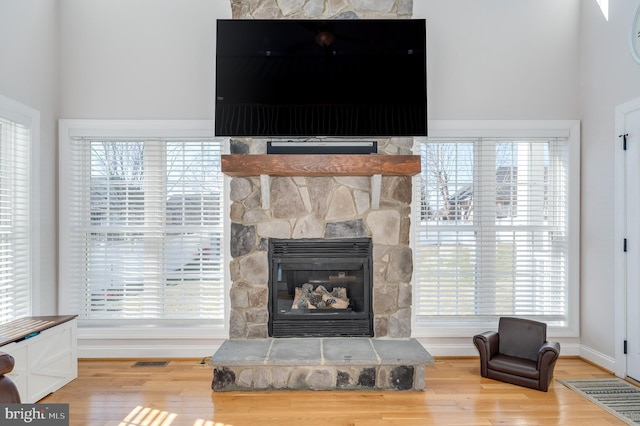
left=413, top=1, right=580, bottom=119
left=0, top=0, right=59, bottom=315
left=579, top=1, right=640, bottom=364
left=59, top=0, right=231, bottom=118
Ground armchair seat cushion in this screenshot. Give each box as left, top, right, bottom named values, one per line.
left=488, top=354, right=539, bottom=380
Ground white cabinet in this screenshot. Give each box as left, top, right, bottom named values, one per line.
left=2, top=317, right=78, bottom=403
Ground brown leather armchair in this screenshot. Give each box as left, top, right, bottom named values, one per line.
left=473, top=317, right=560, bottom=392
left=0, top=351, right=21, bottom=403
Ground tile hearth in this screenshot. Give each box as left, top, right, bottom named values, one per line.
left=210, top=337, right=434, bottom=391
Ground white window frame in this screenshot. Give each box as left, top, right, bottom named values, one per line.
left=412, top=120, right=580, bottom=338
left=59, top=120, right=230, bottom=342
left=0, top=94, right=40, bottom=321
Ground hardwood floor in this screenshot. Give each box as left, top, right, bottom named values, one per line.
left=40, top=357, right=628, bottom=426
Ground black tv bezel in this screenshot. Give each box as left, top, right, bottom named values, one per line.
left=214, top=18, right=428, bottom=138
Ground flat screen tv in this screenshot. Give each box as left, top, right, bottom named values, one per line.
left=215, top=19, right=427, bottom=138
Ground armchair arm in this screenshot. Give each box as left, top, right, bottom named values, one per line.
left=474, top=331, right=500, bottom=357
left=536, top=341, right=560, bottom=392
left=537, top=341, right=560, bottom=366
left=0, top=351, right=20, bottom=403
left=0, top=352, right=14, bottom=376
left=473, top=331, right=499, bottom=377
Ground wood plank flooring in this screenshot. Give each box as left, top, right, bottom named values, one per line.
left=40, top=357, right=628, bottom=426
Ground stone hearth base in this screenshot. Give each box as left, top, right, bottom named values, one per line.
left=210, top=338, right=434, bottom=391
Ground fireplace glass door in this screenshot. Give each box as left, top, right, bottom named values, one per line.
left=268, top=238, right=373, bottom=338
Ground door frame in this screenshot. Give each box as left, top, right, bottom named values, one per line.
left=614, top=96, right=640, bottom=378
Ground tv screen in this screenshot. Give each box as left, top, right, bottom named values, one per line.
left=215, top=19, right=427, bottom=138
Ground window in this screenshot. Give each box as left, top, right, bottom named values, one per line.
left=413, top=121, right=579, bottom=335
left=0, top=95, right=39, bottom=323
left=59, top=121, right=225, bottom=327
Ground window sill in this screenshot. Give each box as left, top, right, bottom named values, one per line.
left=413, top=320, right=579, bottom=339
left=77, top=322, right=227, bottom=340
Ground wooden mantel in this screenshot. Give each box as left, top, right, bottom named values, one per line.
left=222, top=154, right=421, bottom=209
left=221, top=154, right=421, bottom=177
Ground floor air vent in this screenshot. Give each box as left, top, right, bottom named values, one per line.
left=132, top=361, right=169, bottom=367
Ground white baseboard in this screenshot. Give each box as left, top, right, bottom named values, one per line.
left=416, top=340, right=615, bottom=374
left=414, top=338, right=582, bottom=358
left=578, top=344, right=616, bottom=373
left=78, top=339, right=224, bottom=359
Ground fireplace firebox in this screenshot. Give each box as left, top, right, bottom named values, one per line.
left=268, top=238, right=373, bottom=338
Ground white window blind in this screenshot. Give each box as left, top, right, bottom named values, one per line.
left=0, top=115, right=32, bottom=322
left=414, top=137, right=570, bottom=325
left=66, top=137, right=224, bottom=322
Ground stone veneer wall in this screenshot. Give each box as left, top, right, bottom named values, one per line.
left=227, top=0, right=415, bottom=339
left=230, top=0, right=413, bottom=19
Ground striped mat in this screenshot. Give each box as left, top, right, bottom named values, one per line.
left=558, top=378, right=640, bottom=425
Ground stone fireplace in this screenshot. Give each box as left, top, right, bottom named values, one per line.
left=229, top=142, right=414, bottom=340
left=210, top=0, right=433, bottom=392
left=226, top=0, right=416, bottom=342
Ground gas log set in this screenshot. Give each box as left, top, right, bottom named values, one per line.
left=292, top=283, right=350, bottom=310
